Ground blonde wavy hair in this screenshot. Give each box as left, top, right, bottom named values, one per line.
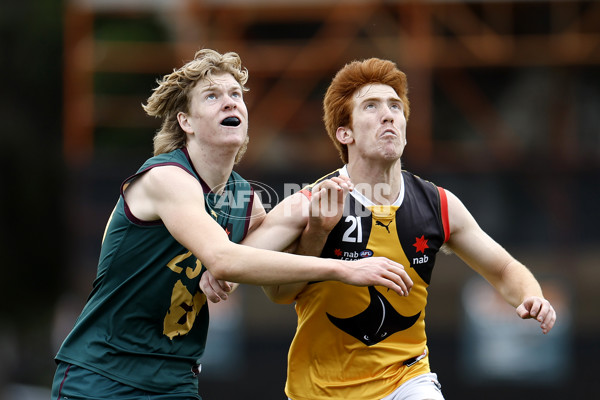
left=323, top=58, right=410, bottom=164
left=143, top=49, right=250, bottom=162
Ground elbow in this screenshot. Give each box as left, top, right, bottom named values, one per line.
left=272, top=295, right=296, bottom=305
left=262, top=286, right=297, bottom=305
left=206, top=265, right=231, bottom=281
left=200, top=244, right=238, bottom=281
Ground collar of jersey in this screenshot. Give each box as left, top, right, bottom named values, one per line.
left=340, top=165, right=405, bottom=208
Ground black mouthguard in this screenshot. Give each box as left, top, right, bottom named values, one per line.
left=221, top=117, right=240, bottom=127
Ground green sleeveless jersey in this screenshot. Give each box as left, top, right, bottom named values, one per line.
left=55, top=148, right=253, bottom=394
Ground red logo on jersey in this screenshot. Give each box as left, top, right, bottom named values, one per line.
left=334, top=248, right=342, bottom=257
left=413, top=235, right=429, bottom=253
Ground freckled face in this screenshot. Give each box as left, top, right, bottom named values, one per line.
left=346, top=84, right=407, bottom=162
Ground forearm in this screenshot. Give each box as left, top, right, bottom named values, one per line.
left=242, top=224, right=301, bottom=251
left=493, top=259, right=545, bottom=308
left=261, top=216, right=330, bottom=303
left=204, top=240, right=344, bottom=285
left=242, top=193, right=309, bottom=252
left=450, top=236, right=544, bottom=309
left=242, top=217, right=311, bottom=300
left=295, top=222, right=329, bottom=257
left=444, top=189, right=555, bottom=333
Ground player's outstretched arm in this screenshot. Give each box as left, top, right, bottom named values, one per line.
left=242, top=175, right=354, bottom=251
left=444, top=188, right=556, bottom=334
left=203, top=176, right=357, bottom=303
left=262, top=177, right=414, bottom=304
left=199, top=191, right=266, bottom=303
left=130, top=167, right=410, bottom=293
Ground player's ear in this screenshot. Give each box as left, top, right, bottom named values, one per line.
left=336, top=127, right=353, bottom=144
left=177, top=112, right=194, bottom=135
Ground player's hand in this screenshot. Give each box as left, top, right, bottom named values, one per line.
left=309, top=176, right=353, bottom=233
left=340, top=257, right=413, bottom=297
left=199, top=270, right=235, bottom=303
left=516, top=296, right=557, bottom=334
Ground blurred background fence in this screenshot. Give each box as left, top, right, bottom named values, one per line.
left=1, top=0, right=599, bottom=399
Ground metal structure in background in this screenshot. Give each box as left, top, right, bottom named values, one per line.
left=63, top=0, right=600, bottom=169
left=59, top=4, right=599, bottom=398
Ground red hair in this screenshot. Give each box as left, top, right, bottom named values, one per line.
left=323, top=58, right=410, bottom=164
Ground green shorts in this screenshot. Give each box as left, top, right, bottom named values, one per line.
left=51, top=362, right=202, bottom=400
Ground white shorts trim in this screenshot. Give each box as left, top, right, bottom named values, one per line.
left=380, top=372, right=444, bottom=400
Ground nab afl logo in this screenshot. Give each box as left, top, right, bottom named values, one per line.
left=360, top=249, right=373, bottom=258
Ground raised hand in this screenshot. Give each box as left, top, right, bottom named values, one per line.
left=308, top=175, right=353, bottom=233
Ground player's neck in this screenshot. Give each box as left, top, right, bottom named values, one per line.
left=186, top=144, right=236, bottom=193
left=346, top=159, right=402, bottom=205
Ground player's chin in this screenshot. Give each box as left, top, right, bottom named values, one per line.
left=221, top=131, right=248, bottom=146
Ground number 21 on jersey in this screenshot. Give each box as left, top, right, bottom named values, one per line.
left=342, top=216, right=362, bottom=243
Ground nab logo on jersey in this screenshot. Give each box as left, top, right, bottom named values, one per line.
left=413, top=254, right=429, bottom=264
left=412, top=235, right=430, bottom=265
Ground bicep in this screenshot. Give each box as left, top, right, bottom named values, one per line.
left=143, top=166, right=232, bottom=257
left=445, top=189, right=513, bottom=280
left=246, top=192, right=267, bottom=235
